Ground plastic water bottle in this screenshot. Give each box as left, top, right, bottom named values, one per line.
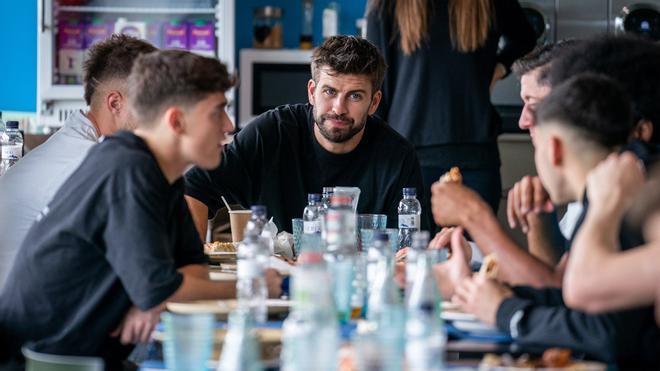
left=321, top=187, right=334, bottom=212
left=303, top=193, right=322, bottom=234
left=323, top=194, right=357, bottom=322
left=244, top=205, right=268, bottom=236
left=398, top=187, right=421, bottom=250
left=0, top=121, right=23, bottom=176
left=366, top=232, right=401, bottom=321
left=281, top=252, right=339, bottom=371
left=217, top=309, right=263, bottom=371
left=236, top=229, right=269, bottom=323
left=406, top=251, right=446, bottom=371
left=405, top=231, right=430, bottom=304
left=365, top=231, right=392, bottom=299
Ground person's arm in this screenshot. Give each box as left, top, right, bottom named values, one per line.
left=366, top=0, right=393, bottom=120
left=494, top=0, right=536, bottom=76
left=431, top=182, right=563, bottom=287
left=563, top=153, right=657, bottom=312
left=185, top=195, right=210, bottom=242
left=525, top=213, right=563, bottom=265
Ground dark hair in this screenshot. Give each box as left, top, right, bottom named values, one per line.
left=535, top=73, right=634, bottom=149
left=128, top=50, right=236, bottom=125
left=512, top=39, right=579, bottom=85
left=83, top=34, right=157, bottom=106
left=550, top=34, right=660, bottom=143
left=311, top=35, right=387, bottom=94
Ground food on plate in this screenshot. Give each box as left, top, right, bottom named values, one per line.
left=439, top=166, right=463, bottom=184
left=204, top=241, right=237, bottom=253
left=480, top=348, right=576, bottom=369
left=479, top=253, right=499, bottom=279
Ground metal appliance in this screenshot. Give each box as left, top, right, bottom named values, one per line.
left=612, top=1, right=660, bottom=41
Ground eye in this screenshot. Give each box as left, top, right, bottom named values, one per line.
left=323, top=87, right=336, bottom=97
left=349, top=92, right=364, bottom=101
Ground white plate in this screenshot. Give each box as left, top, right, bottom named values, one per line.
left=206, top=251, right=238, bottom=256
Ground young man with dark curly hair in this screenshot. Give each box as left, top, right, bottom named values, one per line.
left=184, top=35, right=427, bottom=237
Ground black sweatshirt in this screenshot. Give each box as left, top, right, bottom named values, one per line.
left=367, top=0, right=536, bottom=169
left=184, top=104, right=427, bottom=232
left=496, top=191, right=660, bottom=368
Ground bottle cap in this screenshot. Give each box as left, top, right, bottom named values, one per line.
left=6, top=121, right=19, bottom=130
left=308, top=193, right=321, bottom=202
left=250, top=205, right=267, bottom=216
left=403, top=187, right=416, bottom=196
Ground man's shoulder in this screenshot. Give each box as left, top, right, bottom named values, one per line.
left=367, top=115, right=417, bottom=154
left=245, top=104, right=311, bottom=131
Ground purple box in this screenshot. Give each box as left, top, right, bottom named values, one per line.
left=84, top=20, right=113, bottom=49
left=188, top=20, right=216, bottom=57
left=164, top=20, right=188, bottom=50
left=147, top=21, right=164, bottom=48
left=58, top=19, right=84, bottom=50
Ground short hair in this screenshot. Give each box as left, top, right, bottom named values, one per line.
left=535, top=73, right=634, bottom=150
left=512, top=39, right=579, bottom=85
left=311, top=35, right=387, bottom=94
left=127, top=50, right=235, bottom=125
left=83, top=34, right=157, bottom=106
left=550, top=34, right=660, bottom=143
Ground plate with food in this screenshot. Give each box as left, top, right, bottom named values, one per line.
left=479, top=349, right=606, bottom=370
left=204, top=241, right=238, bottom=263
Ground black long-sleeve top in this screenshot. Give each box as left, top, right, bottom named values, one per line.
left=367, top=0, right=536, bottom=168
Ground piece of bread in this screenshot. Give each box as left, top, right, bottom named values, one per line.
left=204, top=241, right=237, bottom=253
left=479, top=253, right=499, bottom=279
left=542, top=348, right=572, bottom=368
left=439, top=166, right=463, bottom=184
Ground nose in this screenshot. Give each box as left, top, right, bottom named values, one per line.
left=519, top=104, right=535, bottom=131
left=331, top=96, right=348, bottom=116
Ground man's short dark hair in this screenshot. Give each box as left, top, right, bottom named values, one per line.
left=128, top=50, right=235, bottom=125
left=83, top=34, right=157, bottom=106
left=311, top=35, right=387, bottom=94
left=512, top=39, right=579, bottom=85
left=550, top=34, right=660, bottom=143
left=536, top=73, right=634, bottom=150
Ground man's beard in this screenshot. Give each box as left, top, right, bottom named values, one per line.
left=314, top=108, right=367, bottom=143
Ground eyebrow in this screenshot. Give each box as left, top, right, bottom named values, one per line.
left=320, top=84, right=367, bottom=95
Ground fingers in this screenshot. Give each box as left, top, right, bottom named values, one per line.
left=531, top=177, right=548, bottom=213
left=520, top=176, right=533, bottom=215
left=507, top=187, right=517, bottom=229
left=449, top=227, right=467, bottom=263
left=511, top=181, right=528, bottom=233
left=430, top=228, right=453, bottom=249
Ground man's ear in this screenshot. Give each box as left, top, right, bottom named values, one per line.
left=368, top=90, right=382, bottom=116
left=549, top=135, right=564, bottom=167
left=106, top=91, right=123, bottom=115
left=307, top=79, right=316, bottom=105
left=163, top=107, right=185, bottom=134
left=633, top=119, right=654, bottom=143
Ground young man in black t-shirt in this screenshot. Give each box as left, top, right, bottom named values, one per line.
left=0, top=51, right=282, bottom=368
left=184, top=36, right=427, bottom=236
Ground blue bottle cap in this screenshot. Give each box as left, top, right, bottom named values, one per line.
left=374, top=232, right=389, bottom=242
left=250, top=205, right=267, bottom=216
left=403, top=187, right=416, bottom=196
left=308, top=193, right=321, bottom=202
left=6, top=121, right=19, bottom=130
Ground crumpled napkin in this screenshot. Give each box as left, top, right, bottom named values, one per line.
left=261, top=218, right=294, bottom=259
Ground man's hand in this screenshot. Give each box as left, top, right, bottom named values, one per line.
left=265, top=268, right=283, bottom=298
left=453, top=275, right=513, bottom=326
left=506, top=175, right=554, bottom=233
left=430, top=227, right=472, bottom=263
left=586, top=152, right=645, bottom=217
left=432, top=227, right=472, bottom=299
left=110, top=305, right=163, bottom=345
left=431, top=182, right=490, bottom=227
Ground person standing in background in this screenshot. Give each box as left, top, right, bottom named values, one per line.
left=367, top=0, right=535, bottom=226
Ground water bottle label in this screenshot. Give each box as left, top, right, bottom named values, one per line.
left=303, top=220, right=321, bottom=234
left=1, top=145, right=22, bottom=160
left=398, top=215, right=420, bottom=229
left=237, top=259, right=263, bottom=279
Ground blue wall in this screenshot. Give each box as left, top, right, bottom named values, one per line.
left=0, top=1, right=37, bottom=112
left=0, top=0, right=367, bottom=113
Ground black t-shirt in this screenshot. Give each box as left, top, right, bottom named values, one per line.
left=184, top=103, right=427, bottom=231
left=0, top=131, right=207, bottom=363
